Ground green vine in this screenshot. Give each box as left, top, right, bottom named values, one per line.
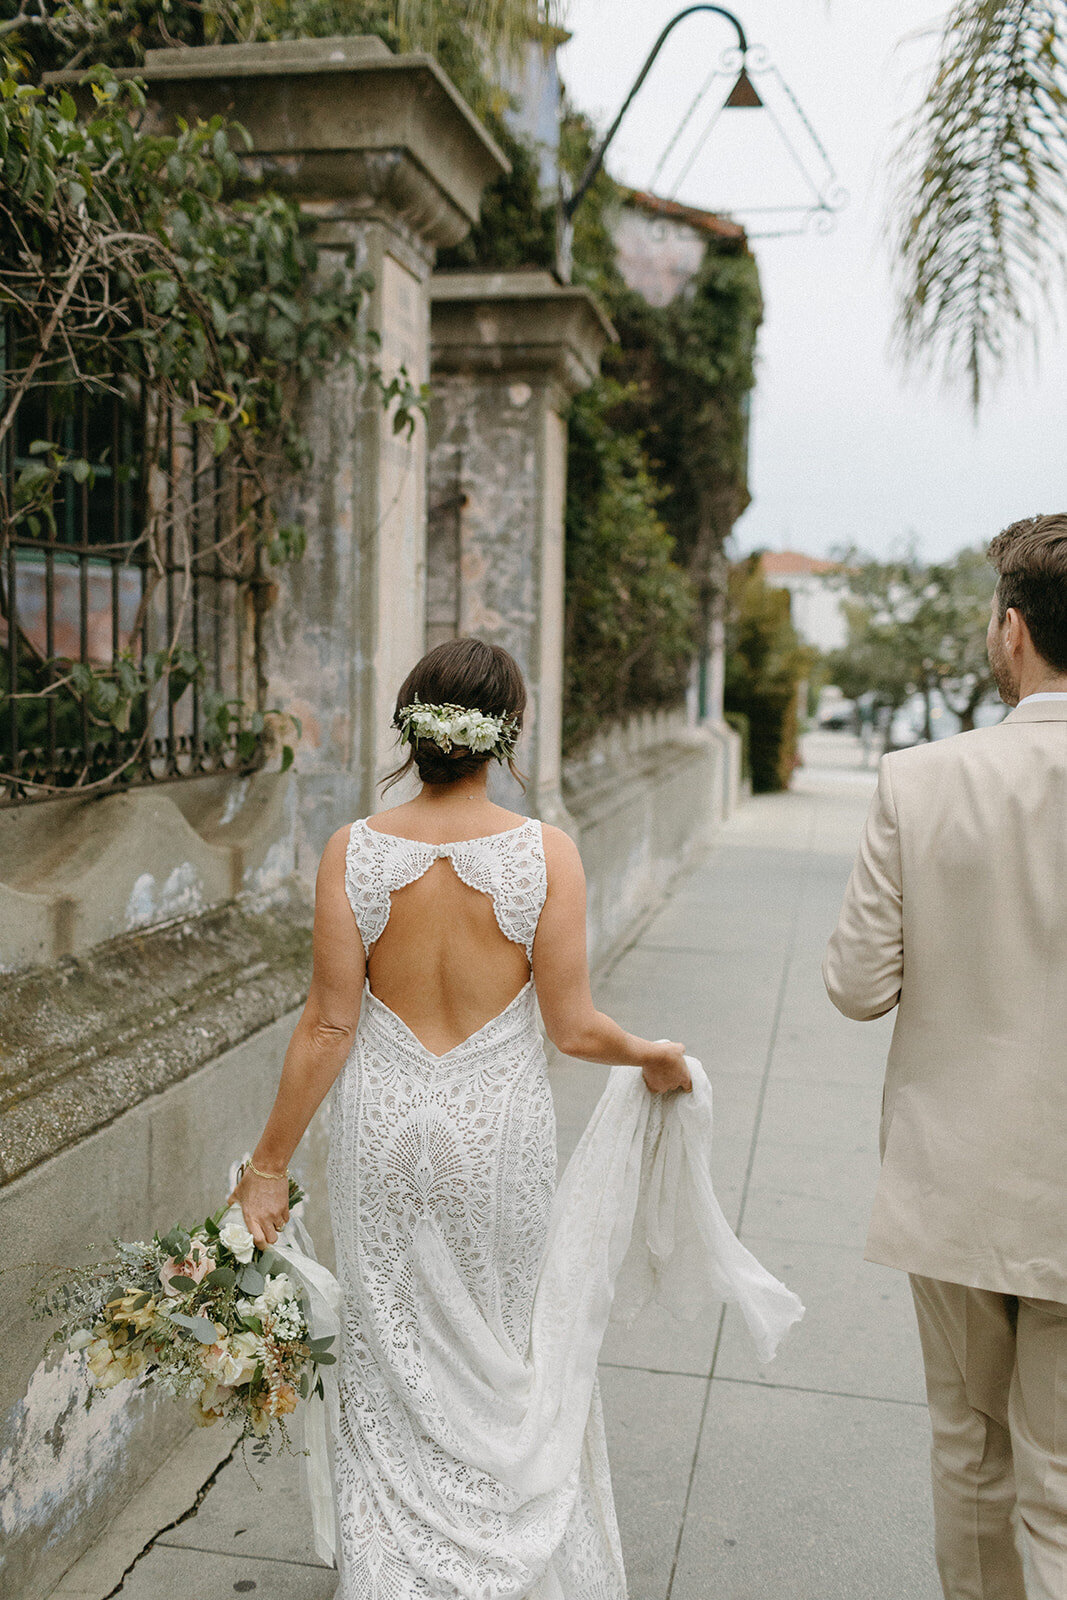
left=0, top=57, right=420, bottom=795
left=564, top=379, right=698, bottom=750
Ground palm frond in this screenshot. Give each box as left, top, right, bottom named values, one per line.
left=892, top=0, right=1067, bottom=407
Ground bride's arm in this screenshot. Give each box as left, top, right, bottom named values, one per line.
left=533, top=826, right=690, bottom=1093
left=230, top=826, right=366, bottom=1245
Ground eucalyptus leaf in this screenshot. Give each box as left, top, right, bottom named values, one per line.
left=203, top=1266, right=236, bottom=1290
left=167, top=1311, right=218, bottom=1343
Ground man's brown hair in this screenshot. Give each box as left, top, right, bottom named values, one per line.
left=987, top=514, right=1067, bottom=673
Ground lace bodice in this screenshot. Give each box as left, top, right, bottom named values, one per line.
left=344, top=816, right=547, bottom=960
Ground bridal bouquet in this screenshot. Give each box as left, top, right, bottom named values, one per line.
left=32, top=1181, right=336, bottom=1449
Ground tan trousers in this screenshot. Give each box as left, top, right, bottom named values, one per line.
left=910, top=1275, right=1067, bottom=1600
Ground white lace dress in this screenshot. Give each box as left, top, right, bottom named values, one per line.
left=328, top=818, right=626, bottom=1600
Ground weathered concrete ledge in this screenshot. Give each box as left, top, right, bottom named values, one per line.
left=0, top=770, right=295, bottom=971
left=47, top=36, right=510, bottom=248
left=563, top=709, right=739, bottom=967
left=431, top=269, right=615, bottom=388
left=0, top=893, right=312, bottom=1187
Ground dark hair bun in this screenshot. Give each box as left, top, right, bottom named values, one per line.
left=411, top=742, right=490, bottom=787
left=382, top=637, right=528, bottom=794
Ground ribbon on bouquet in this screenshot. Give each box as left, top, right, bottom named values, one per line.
left=222, top=1174, right=342, bottom=1569
left=269, top=1213, right=342, bottom=1569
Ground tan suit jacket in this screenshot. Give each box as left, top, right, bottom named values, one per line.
left=824, top=699, right=1067, bottom=1299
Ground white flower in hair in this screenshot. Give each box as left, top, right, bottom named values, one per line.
left=395, top=696, right=519, bottom=762
left=449, top=710, right=479, bottom=746
left=466, top=716, right=498, bottom=753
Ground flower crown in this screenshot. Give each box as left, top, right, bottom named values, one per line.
left=395, top=696, right=520, bottom=763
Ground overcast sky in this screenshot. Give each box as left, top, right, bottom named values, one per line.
left=557, top=0, right=1067, bottom=563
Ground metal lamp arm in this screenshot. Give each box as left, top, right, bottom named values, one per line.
left=564, top=4, right=749, bottom=221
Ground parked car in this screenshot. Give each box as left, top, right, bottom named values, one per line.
left=816, top=689, right=856, bottom=731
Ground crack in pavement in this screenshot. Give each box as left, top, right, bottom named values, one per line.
left=100, top=1444, right=237, bottom=1598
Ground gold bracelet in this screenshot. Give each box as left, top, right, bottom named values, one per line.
left=241, top=1159, right=289, bottom=1183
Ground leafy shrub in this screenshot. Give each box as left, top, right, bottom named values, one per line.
left=563, top=379, right=698, bottom=751
left=724, top=556, right=810, bottom=793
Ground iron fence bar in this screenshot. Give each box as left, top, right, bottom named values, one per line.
left=213, top=456, right=223, bottom=697
left=78, top=544, right=90, bottom=764
left=165, top=407, right=176, bottom=771
left=190, top=424, right=201, bottom=764
left=6, top=539, right=17, bottom=779
left=45, top=544, right=57, bottom=784
left=109, top=392, right=122, bottom=772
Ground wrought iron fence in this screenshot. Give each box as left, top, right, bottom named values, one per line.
left=0, top=317, right=269, bottom=806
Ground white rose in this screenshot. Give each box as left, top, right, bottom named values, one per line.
left=410, top=709, right=440, bottom=741
left=219, top=1221, right=256, bottom=1264
left=252, top=1273, right=294, bottom=1316
left=216, top=1348, right=252, bottom=1386
left=448, top=711, right=477, bottom=745
left=225, top=1329, right=263, bottom=1385
left=68, top=1328, right=94, bottom=1352
left=466, top=716, right=498, bottom=753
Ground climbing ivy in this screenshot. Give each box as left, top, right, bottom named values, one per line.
left=605, top=239, right=762, bottom=574
left=564, top=379, right=697, bottom=750
left=0, top=56, right=419, bottom=794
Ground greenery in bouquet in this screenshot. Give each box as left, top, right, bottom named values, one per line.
left=32, top=1179, right=335, bottom=1452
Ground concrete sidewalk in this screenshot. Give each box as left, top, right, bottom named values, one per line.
left=57, top=736, right=939, bottom=1600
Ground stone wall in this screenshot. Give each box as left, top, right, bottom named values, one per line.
left=0, top=998, right=321, bottom=1600
left=564, top=710, right=740, bottom=969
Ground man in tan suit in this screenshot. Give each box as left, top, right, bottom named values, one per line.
left=825, top=514, right=1067, bottom=1600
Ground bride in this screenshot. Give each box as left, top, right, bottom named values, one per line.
left=230, top=635, right=692, bottom=1598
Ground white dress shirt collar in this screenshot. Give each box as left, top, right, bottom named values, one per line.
left=1017, top=692, right=1067, bottom=706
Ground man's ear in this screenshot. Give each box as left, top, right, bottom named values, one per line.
left=1006, top=606, right=1032, bottom=656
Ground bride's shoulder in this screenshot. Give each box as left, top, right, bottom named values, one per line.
left=539, top=823, right=583, bottom=873
left=364, top=800, right=413, bottom=831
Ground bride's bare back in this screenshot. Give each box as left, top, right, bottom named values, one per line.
left=363, top=800, right=533, bottom=1056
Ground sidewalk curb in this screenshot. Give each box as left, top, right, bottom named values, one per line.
left=50, top=1425, right=238, bottom=1598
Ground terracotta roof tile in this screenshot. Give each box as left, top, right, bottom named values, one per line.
left=625, top=190, right=746, bottom=241
left=759, top=550, right=837, bottom=577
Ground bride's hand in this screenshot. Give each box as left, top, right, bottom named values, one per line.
left=227, top=1167, right=290, bottom=1248
left=640, top=1040, right=692, bottom=1094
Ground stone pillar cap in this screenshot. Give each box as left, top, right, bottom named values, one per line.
left=45, top=36, right=509, bottom=247
left=430, top=270, right=616, bottom=393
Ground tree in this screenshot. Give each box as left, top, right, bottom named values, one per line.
left=825, top=548, right=942, bottom=748
left=893, top=0, right=1067, bottom=406
left=724, top=556, right=811, bottom=792
left=923, top=547, right=998, bottom=730
left=825, top=545, right=998, bottom=748
left=0, top=0, right=561, bottom=78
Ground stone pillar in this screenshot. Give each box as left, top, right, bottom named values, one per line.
left=81, top=37, right=508, bottom=869
left=428, top=271, right=613, bottom=826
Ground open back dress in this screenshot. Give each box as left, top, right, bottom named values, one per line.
left=327, top=817, right=626, bottom=1600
